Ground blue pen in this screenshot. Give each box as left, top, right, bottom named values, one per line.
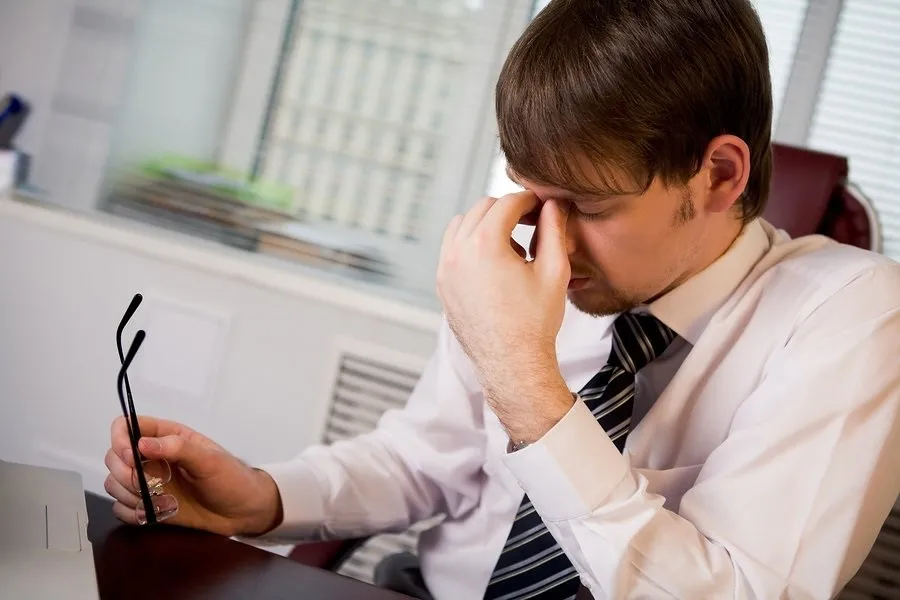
left=0, top=94, right=29, bottom=149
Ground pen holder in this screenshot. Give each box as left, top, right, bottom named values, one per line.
left=0, top=149, right=29, bottom=192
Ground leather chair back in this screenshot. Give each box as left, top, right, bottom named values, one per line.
left=765, top=143, right=880, bottom=251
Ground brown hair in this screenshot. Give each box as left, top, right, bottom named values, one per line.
left=496, top=0, right=773, bottom=223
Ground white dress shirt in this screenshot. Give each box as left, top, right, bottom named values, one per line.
left=260, top=219, right=900, bottom=599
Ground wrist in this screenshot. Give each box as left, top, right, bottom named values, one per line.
left=239, top=468, right=284, bottom=537
left=481, top=341, right=561, bottom=397
left=487, top=372, right=574, bottom=446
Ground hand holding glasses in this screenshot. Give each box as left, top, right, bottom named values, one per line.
left=117, top=293, right=178, bottom=525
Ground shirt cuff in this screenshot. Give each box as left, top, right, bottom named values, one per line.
left=502, top=398, right=637, bottom=522
left=250, top=460, right=328, bottom=542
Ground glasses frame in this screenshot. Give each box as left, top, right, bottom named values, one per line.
left=116, top=293, right=160, bottom=525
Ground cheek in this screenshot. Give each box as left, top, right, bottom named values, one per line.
left=570, top=219, right=648, bottom=275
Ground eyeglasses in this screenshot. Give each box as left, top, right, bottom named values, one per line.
left=117, top=293, right=178, bottom=525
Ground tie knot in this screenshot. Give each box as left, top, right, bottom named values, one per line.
left=610, top=312, right=677, bottom=374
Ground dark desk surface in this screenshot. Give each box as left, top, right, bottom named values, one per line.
left=86, top=493, right=411, bottom=600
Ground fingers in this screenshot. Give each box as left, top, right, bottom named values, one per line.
left=455, top=196, right=497, bottom=241
left=137, top=435, right=183, bottom=462
left=443, top=192, right=539, bottom=262
left=111, top=414, right=200, bottom=469
left=111, top=414, right=193, bottom=443
left=104, top=474, right=140, bottom=509
left=105, top=448, right=136, bottom=491
left=111, top=416, right=135, bottom=467
left=519, top=205, right=542, bottom=227
left=112, top=501, right=139, bottom=525
left=138, top=434, right=215, bottom=478
left=534, top=200, right=571, bottom=280
left=481, top=191, right=541, bottom=241
left=440, top=214, right=463, bottom=264
left=510, top=237, right=527, bottom=260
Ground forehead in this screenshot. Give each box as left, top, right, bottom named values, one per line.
left=506, top=158, right=642, bottom=200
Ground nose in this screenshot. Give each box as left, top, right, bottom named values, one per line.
left=564, top=211, right=579, bottom=256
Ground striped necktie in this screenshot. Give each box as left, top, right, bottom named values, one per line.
left=483, top=312, right=677, bottom=600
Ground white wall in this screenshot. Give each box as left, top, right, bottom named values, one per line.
left=0, top=0, right=254, bottom=210
left=107, top=0, right=254, bottom=171
left=0, top=198, right=439, bottom=496
left=0, top=0, right=76, bottom=157
left=220, top=0, right=291, bottom=173
left=0, top=0, right=142, bottom=210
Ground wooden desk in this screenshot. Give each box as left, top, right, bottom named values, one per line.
left=86, top=493, right=411, bottom=600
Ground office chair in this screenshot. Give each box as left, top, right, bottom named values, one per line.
left=764, top=143, right=881, bottom=252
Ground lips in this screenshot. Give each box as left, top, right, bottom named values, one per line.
left=568, top=277, right=591, bottom=291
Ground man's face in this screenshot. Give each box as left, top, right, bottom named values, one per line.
left=515, top=170, right=713, bottom=316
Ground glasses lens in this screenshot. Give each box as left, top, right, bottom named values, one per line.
left=132, top=459, right=172, bottom=494
left=135, top=494, right=178, bottom=526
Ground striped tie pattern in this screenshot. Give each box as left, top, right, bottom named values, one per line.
left=483, top=313, right=677, bottom=600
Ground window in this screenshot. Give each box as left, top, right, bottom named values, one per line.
left=77, top=0, right=532, bottom=295
left=16, top=0, right=899, bottom=296
left=806, top=0, right=900, bottom=259
left=751, top=0, right=809, bottom=127
left=256, top=0, right=484, bottom=242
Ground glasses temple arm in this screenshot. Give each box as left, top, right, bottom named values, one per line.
left=118, top=330, right=157, bottom=525
left=117, top=294, right=144, bottom=445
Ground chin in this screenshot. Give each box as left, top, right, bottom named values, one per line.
left=567, top=288, right=638, bottom=317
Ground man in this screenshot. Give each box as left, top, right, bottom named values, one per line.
left=104, top=0, right=900, bottom=598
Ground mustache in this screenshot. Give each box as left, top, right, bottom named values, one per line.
left=569, top=272, right=597, bottom=282
left=569, top=264, right=610, bottom=286
left=568, top=260, right=595, bottom=278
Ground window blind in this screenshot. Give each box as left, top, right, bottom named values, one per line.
left=260, top=0, right=496, bottom=242
left=807, top=0, right=900, bottom=259
left=751, top=0, right=810, bottom=127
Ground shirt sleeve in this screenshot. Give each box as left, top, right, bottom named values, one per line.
left=256, top=319, right=487, bottom=543
left=502, top=264, right=900, bottom=599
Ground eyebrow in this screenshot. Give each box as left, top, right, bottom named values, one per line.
left=505, top=166, right=623, bottom=205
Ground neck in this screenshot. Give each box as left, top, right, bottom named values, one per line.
left=695, top=217, right=745, bottom=276
left=651, top=218, right=745, bottom=304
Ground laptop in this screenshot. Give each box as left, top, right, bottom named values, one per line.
left=0, top=460, right=100, bottom=599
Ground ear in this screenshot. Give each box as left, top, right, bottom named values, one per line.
left=701, top=135, right=750, bottom=214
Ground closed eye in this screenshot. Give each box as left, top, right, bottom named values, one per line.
left=570, top=196, right=618, bottom=220
left=572, top=204, right=609, bottom=221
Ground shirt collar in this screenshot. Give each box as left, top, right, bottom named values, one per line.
left=647, top=219, right=771, bottom=345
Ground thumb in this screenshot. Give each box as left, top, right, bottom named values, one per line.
left=534, top=199, right=571, bottom=280
left=139, top=435, right=214, bottom=477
